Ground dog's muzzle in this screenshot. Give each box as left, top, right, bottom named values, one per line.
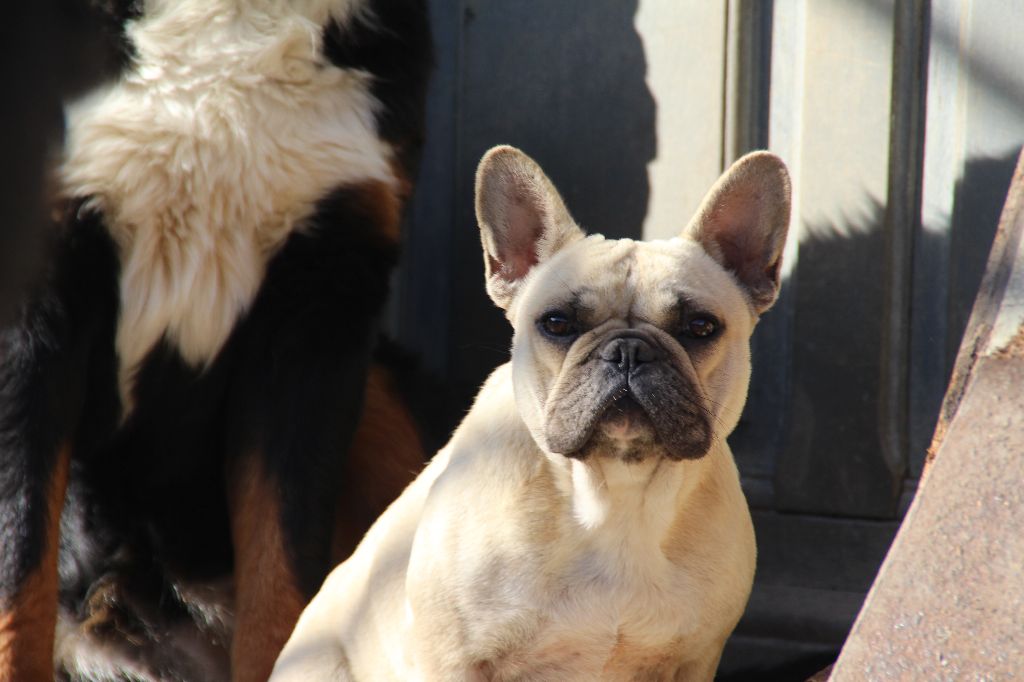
left=543, top=330, right=713, bottom=461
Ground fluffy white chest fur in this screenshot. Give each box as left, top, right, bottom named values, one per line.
left=272, top=365, right=757, bottom=682
left=61, top=0, right=393, bottom=403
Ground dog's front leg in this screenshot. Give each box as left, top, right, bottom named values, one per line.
left=671, top=652, right=723, bottom=682
left=223, top=204, right=393, bottom=681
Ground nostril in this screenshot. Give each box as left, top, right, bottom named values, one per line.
left=634, top=341, right=659, bottom=364
left=599, top=341, right=623, bottom=364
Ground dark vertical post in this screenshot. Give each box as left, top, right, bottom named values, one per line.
left=881, top=0, right=931, bottom=504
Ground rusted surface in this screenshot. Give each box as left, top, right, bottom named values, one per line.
left=831, top=359, right=1024, bottom=679
left=829, top=147, right=1024, bottom=679
left=993, top=324, right=1024, bottom=359
left=924, top=150, right=1024, bottom=471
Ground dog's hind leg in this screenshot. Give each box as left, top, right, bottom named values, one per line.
left=0, top=445, right=70, bottom=682
left=0, top=208, right=120, bottom=682
left=227, top=455, right=311, bottom=682
left=223, top=327, right=376, bottom=681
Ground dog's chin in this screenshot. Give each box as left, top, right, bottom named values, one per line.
left=574, top=395, right=664, bottom=463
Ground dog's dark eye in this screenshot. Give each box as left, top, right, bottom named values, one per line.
left=539, top=312, right=577, bottom=338
left=682, top=315, right=719, bottom=339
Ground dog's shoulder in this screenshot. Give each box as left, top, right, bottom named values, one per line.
left=431, top=363, right=541, bottom=481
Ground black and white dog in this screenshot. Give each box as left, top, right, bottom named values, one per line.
left=0, top=1, right=431, bottom=680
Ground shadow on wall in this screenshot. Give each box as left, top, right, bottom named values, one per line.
left=444, top=0, right=658, bottom=417
left=458, top=0, right=657, bottom=239
left=730, top=151, right=1019, bottom=515
left=948, top=152, right=1021, bottom=360
left=771, top=151, right=1015, bottom=514
left=720, top=150, right=1019, bottom=681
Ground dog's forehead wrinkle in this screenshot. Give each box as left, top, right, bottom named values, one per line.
left=550, top=273, right=580, bottom=303
left=568, top=239, right=752, bottom=329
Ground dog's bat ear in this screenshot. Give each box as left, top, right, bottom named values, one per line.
left=684, top=151, right=792, bottom=314
left=475, top=146, right=585, bottom=310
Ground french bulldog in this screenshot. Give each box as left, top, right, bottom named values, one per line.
left=270, top=145, right=791, bottom=681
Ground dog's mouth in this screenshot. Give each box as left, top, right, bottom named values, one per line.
left=597, top=388, right=656, bottom=440
left=585, top=389, right=661, bottom=463
left=545, top=370, right=713, bottom=462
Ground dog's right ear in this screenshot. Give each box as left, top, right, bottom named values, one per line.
left=475, top=146, right=585, bottom=310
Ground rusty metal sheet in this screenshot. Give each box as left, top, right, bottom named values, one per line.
left=827, top=147, right=1024, bottom=680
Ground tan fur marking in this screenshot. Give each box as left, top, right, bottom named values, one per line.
left=228, top=459, right=306, bottom=682
left=351, top=180, right=404, bottom=245
left=0, top=446, right=70, bottom=682
left=388, top=157, right=416, bottom=205
left=331, top=364, right=424, bottom=563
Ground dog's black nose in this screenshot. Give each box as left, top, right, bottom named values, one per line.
left=600, top=336, right=663, bottom=373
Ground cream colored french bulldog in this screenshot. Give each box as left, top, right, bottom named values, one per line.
left=270, top=146, right=791, bottom=681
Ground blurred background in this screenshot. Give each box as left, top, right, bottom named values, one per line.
left=388, top=1, right=1024, bottom=678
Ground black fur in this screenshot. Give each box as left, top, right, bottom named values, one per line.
left=79, top=0, right=145, bottom=71
left=322, top=0, right=434, bottom=175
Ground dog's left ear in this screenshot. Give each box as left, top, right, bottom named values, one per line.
left=683, top=151, right=791, bottom=314
left=476, top=145, right=585, bottom=310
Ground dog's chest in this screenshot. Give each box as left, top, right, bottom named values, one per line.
left=61, top=1, right=392, bottom=405
left=486, top=548, right=710, bottom=680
